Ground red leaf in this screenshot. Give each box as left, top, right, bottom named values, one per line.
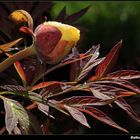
left=0, top=38, right=22, bottom=54
left=32, top=52, right=94, bottom=85
left=60, top=96, right=121, bottom=107
left=76, top=45, right=101, bottom=81
left=5, top=53, right=27, bottom=86
left=31, top=81, right=64, bottom=91
left=95, top=40, right=123, bottom=80
left=49, top=100, right=70, bottom=116
left=105, top=70, right=140, bottom=80
left=70, top=45, right=102, bottom=82
left=0, top=85, right=27, bottom=92
left=77, top=58, right=104, bottom=81
left=41, top=123, right=51, bottom=134
left=14, top=61, right=27, bottom=85
left=19, top=26, right=34, bottom=36
left=78, top=106, right=128, bottom=133
left=45, top=53, right=93, bottom=76
left=60, top=96, right=99, bottom=105
left=115, top=98, right=140, bottom=123
left=37, top=103, right=54, bottom=119
left=92, top=79, right=140, bottom=94
left=69, top=47, right=81, bottom=81
left=88, top=83, right=136, bottom=98
left=64, top=105, right=90, bottom=128
left=70, top=61, right=81, bottom=81
left=90, top=88, right=112, bottom=100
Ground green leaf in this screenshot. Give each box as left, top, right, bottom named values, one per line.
left=1, top=96, right=42, bottom=134
left=2, top=97, right=30, bottom=134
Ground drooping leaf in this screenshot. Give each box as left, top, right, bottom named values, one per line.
left=1, top=96, right=41, bottom=134
left=78, top=106, right=128, bottom=133
left=87, top=82, right=139, bottom=123
left=37, top=102, right=54, bottom=119
left=5, top=99, right=42, bottom=134
left=0, top=38, right=22, bottom=54
left=115, top=98, right=140, bottom=123
left=93, top=40, right=123, bottom=80
left=64, top=105, right=90, bottom=128
left=105, top=70, right=140, bottom=80
left=65, top=6, right=90, bottom=23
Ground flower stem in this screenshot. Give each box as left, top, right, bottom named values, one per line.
left=0, top=44, right=36, bottom=73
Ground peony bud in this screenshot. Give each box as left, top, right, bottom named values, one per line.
left=34, top=21, right=80, bottom=64
left=9, top=10, right=33, bottom=30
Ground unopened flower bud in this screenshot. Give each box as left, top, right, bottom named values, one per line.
left=35, top=21, right=80, bottom=64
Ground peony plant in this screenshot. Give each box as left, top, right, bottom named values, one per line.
left=0, top=9, right=140, bottom=134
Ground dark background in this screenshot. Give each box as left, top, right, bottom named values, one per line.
left=52, top=1, right=140, bottom=71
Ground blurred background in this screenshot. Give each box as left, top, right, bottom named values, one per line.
left=52, top=1, right=140, bottom=71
